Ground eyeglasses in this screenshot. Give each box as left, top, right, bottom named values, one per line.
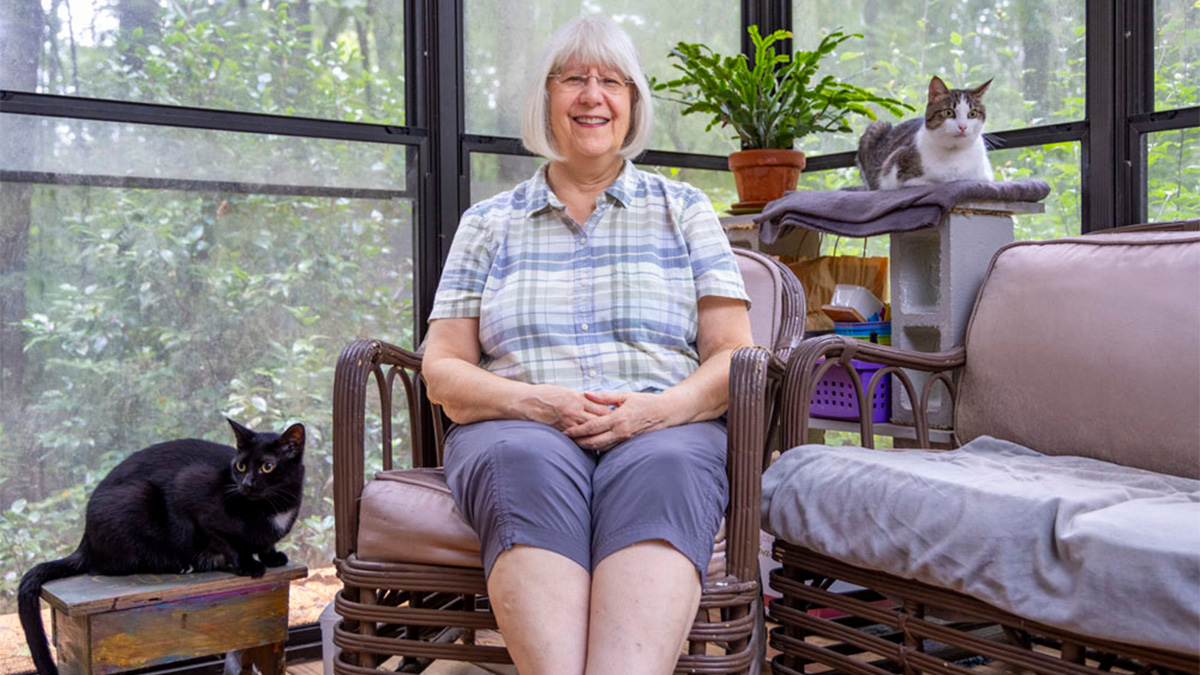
left=548, top=70, right=634, bottom=94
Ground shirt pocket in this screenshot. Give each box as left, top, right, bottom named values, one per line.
left=609, top=261, right=698, bottom=349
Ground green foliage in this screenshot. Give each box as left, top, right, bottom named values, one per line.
left=0, top=188, right=415, bottom=608
left=792, top=0, right=1089, bottom=156
left=0, top=0, right=416, bottom=613
left=36, top=1, right=405, bottom=125
left=0, top=484, right=94, bottom=599
left=652, top=26, right=912, bottom=150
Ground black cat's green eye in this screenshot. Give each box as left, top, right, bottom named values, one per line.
left=235, top=461, right=247, bottom=472
left=262, top=462, right=276, bottom=473
left=942, top=109, right=955, bottom=118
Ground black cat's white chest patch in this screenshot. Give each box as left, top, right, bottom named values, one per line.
left=273, top=508, right=298, bottom=533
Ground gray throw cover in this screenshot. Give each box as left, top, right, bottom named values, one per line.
left=754, top=179, right=1051, bottom=241
left=760, top=436, right=1200, bottom=654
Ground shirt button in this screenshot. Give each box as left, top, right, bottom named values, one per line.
left=579, top=237, right=587, bottom=245
left=580, top=322, right=589, bottom=331
left=588, top=369, right=597, bottom=378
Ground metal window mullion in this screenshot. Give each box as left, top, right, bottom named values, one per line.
left=743, top=0, right=792, bottom=59
left=460, top=134, right=731, bottom=173
left=1129, top=107, right=1200, bottom=134
left=1086, top=0, right=1155, bottom=231
left=409, top=0, right=465, bottom=332
left=0, top=91, right=426, bottom=145
left=1124, top=0, right=1155, bottom=226
left=741, top=0, right=792, bottom=154
left=1083, top=0, right=1117, bottom=233
left=408, top=0, right=464, bottom=468
left=0, top=170, right=413, bottom=201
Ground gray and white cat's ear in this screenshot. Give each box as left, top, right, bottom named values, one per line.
left=227, top=418, right=256, bottom=447
left=280, top=423, right=306, bottom=458
left=970, top=79, right=994, bottom=97
left=928, top=76, right=950, bottom=100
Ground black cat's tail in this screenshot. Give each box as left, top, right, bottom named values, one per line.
left=19, top=550, right=86, bottom=675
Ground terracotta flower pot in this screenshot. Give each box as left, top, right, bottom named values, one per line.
left=727, top=149, right=807, bottom=209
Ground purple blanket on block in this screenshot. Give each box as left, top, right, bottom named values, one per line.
left=755, top=179, right=1051, bottom=243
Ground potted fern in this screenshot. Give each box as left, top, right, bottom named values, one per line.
left=654, top=27, right=911, bottom=208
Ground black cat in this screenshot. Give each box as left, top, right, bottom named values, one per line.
left=18, top=418, right=305, bottom=675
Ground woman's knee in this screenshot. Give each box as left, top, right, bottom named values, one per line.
left=443, top=419, right=595, bottom=547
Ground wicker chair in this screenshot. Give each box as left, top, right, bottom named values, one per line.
left=331, top=247, right=806, bottom=674
left=764, top=232, right=1200, bottom=675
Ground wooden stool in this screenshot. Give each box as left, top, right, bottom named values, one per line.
left=40, top=563, right=307, bottom=675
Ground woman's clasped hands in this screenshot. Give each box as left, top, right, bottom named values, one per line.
left=515, top=385, right=681, bottom=452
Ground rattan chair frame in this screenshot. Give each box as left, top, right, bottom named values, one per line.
left=332, top=248, right=806, bottom=674
left=767, top=334, right=1200, bottom=675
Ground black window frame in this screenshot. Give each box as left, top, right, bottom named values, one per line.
left=1, top=0, right=1197, bottom=668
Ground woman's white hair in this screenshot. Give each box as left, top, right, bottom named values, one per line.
left=521, top=14, right=654, bottom=162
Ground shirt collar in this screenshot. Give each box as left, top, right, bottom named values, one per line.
left=604, top=159, right=638, bottom=208
left=525, top=164, right=558, bottom=217
left=524, top=160, right=639, bottom=218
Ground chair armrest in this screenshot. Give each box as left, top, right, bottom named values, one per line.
left=725, top=344, right=787, bottom=582
left=781, top=334, right=966, bottom=450
left=333, top=338, right=426, bottom=561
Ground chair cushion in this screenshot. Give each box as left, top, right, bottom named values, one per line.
left=735, top=248, right=781, bottom=349
left=358, top=468, right=727, bottom=578
left=957, top=232, right=1200, bottom=479
left=358, top=468, right=482, bottom=568
left=761, top=436, right=1200, bottom=654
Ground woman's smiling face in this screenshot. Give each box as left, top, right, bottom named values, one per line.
left=547, top=63, right=633, bottom=165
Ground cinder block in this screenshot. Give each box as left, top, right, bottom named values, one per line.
left=890, top=201, right=1042, bottom=427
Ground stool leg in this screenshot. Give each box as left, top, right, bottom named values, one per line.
left=224, top=643, right=285, bottom=675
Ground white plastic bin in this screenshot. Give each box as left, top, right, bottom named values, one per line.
left=319, top=600, right=341, bottom=675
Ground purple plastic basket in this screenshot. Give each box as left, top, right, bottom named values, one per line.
left=810, top=359, right=891, bottom=423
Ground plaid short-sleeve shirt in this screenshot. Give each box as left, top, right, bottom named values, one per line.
left=429, top=160, right=749, bottom=393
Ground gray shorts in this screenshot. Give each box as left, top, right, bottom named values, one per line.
left=443, top=419, right=728, bottom=582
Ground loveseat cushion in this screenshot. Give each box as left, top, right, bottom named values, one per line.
left=761, top=436, right=1200, bottom=654
left=358, top=467, right=728, bottom=578
left=956, top=231, right=1200, bottom=479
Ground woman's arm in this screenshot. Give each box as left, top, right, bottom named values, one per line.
left=423, top=317, right=613, bottom=429
left=562, top=295, right=753, bottom=450
left=663, top=295, right=756, bottom=421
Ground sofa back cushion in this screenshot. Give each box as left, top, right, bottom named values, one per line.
left=955, top=232, right=1200, bottom=479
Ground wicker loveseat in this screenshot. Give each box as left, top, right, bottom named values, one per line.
left=330, top=247, right=805, bottom=674
left=761, top=231, right=1200, bottom=675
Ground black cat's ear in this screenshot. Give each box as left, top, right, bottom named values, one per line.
left=928, top=76, right=949, bottom=100
left=971, top=79, right=994, bottom=97
left=280, top=423, right=306, bottom=458
left=227, top=418, right=256, bottom=447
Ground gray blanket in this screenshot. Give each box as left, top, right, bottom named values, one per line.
left=755, top=179, right=1051, bottom=242
left=761, top=436, right=1200, bottom=653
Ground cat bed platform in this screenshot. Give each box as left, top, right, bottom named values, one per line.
left=40, top=562, right=307, bottom=675
left=755, top=179, right=1050, bottom=241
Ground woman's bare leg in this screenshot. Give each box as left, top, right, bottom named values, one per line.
left=488, top=545, right=591, bottom=675
left=584, top=541, right=701, bottom=675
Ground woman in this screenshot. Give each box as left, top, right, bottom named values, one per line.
left=421, top=14, right=753, bottom=675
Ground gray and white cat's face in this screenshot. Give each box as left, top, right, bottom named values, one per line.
left=923, top=77, right=990, bottom=146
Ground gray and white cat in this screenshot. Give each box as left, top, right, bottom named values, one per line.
left=857, top=76, right=994, bottom=190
